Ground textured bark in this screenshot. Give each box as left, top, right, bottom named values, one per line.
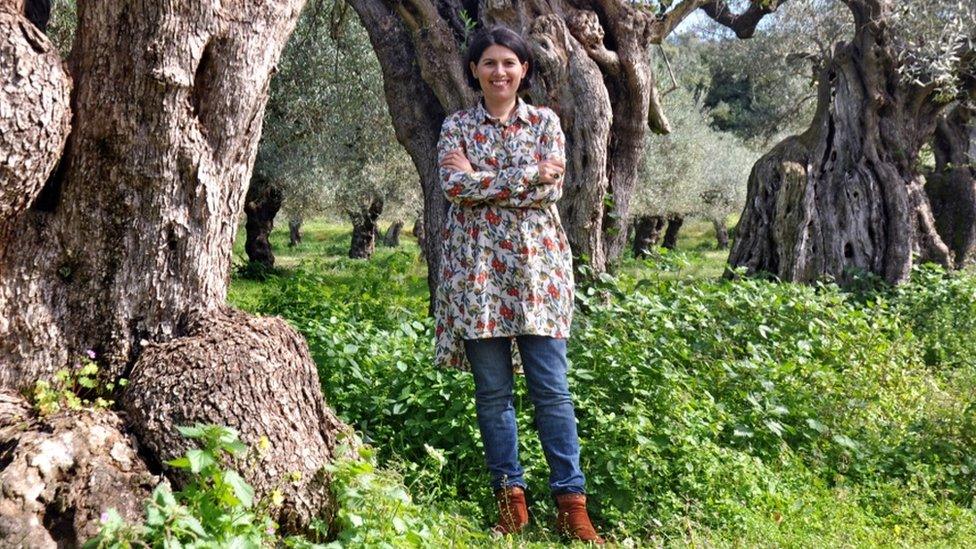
left=712, top=217, right=729, bottom=250
left=927, top=101, right=976, bottom=267
left=1, top=0, right=351, bottom=538
left=728, top=0, right=957, bottom=285
left=0, top=9, right=71, bottom=259
left=0, top=392, right=157, bottom=547
left=122, top=308, right=349, bottom=532
left=632, top=215, right=665, bottom=258
left=348, top=199, right=383, bottom=259
left=289, top=217, right=303, bottom=247
left=347, top=0, right=726, bottom=303
left=662, top=215, right=684, bottom=250
left=411, top=215, right=425, bottom=254
left=1, top=0, right=305, bottom=384
left=244, top=173, right=284, bottom=270
left=382, top=220, right=404, bottom=247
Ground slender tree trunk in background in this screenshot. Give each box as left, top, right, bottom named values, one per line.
left=1, top=0, right=350, bottom=539
left=662, top=215, right=684, bottom=250
left=244, top=174, right=284, bottom=270
left=348, top=199, right=383, bottom=259
left=347, top=0, right=737, bottom=306
left=713, top=217, right=730, bottom=249
left=632, top=215, right=666, bottom=258
left=728, top=0, right=958, bottom=285
left=927, top=100, right=976, bottom=267
left=289, top=216, right=303, bottom=246
left=412, top=215, right=426, bottom=258
left=383, top=220, right=404, bottom=247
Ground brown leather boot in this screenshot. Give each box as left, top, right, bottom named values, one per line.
left=555, top=493, right=605, bottom=544
left=492, top=486, right=529, bottom=535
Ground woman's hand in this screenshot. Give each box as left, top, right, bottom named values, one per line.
left=440, top=149, right=474, bottom=174
left=538, top=158, right=565, bottom=185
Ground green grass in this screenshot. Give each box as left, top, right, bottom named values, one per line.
left=228, top=218, right=429, bottom=309
left=226, top=217, right=976, bottom=547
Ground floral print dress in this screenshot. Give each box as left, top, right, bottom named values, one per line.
left=434, top=98, right=574, bottom=370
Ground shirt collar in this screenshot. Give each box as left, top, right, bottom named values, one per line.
left=476, top=97, right=531, bottom=126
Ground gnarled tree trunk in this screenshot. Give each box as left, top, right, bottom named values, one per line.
left=712, top=216, right=730, bottom=249
left=347, top=198, right=383, bottom=259
left=382, top=220, right=403, bottom=247
left=728, top=0, right=957, bottom=284
left=662, top=215, right=684, bottom=250
left=632, top=214, right=666, bottom=258
left=927, top=100, right=976, bottom=267
left=1, top=0, right=349, bottom=539
left=244, top=173, right=284, bottom=270
left=289, top=216, right=303, bottom=246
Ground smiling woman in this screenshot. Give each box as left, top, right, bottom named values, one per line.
left=433, top=25, right=603, bottom=544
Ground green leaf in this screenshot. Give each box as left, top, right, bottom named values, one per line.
left=175, top=515, right=207, bottom=537
left=176, top=424, right=206, bottom=439
left=186, top=448, right=216, bottom=473
left=224, top=470, right=255, bottom=508
left=166, top=456, right=192, bottom=470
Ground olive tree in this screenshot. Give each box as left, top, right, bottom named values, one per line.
left=728, top=0, right=976, bottom=284
left=1, top=0, right=350, bottom=540
left=631, top=86, right=755, bottom=254
left=346, top=0, right=788, bottom=305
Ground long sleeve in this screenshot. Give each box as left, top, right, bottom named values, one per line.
left=502, top=110, right=566, bottom=208
left=437, top=114, right=538, bottom=206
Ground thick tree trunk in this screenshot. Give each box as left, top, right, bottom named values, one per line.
left=244, top=173, right=284, bottom=270
left=632, top=215, right=666, bottom=258
left=662, top=215, right=684, bottom=250
left=1, top=0, right=350, bottom=537
left=927, top=101, right=976, bottom=267
left=728, top=0, right=954, bottom=285
left=289, top=216, right=303, bottom=247
left=713, top=217, right=730, bottom=249
left=347, top=0, right=698, bottom=304
left=382, top=220, right=404, bottom=247
left=348, top=199, right=383, bottom=259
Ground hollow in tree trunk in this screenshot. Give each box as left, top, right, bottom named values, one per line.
left=728, top=0, right=959, bottom=285
left=348, top=199, right=383, bottom=259
left=244, top=173, right=284, bottom=270
left=662, top=215, right=684, bottom=250
left=0, top=0, right=349, bottom=538
left=927, top=99, right=976, bottom=267
left=632, top=215, right=666, bottom=258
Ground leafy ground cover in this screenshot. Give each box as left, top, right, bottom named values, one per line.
left=212, top=219, right=976, bottom=547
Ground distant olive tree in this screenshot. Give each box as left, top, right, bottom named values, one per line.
left=631, top=87, right=756, bottom=255
left=247, top=0, right=418, bottom=267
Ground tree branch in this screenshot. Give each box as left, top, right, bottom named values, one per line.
left=648, top=0, right=710, bottom=44
left=700, top=0, right=789, bottom=39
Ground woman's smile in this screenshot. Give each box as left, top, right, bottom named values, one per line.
left=471, top=44, right=528, bottom=105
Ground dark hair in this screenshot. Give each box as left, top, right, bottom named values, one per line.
left=464, top=26, right=534, bottom=92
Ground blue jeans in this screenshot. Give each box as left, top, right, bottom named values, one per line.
left=463, top=335, right=586, bottom=495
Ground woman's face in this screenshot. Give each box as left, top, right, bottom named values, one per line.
left=470, top=44, right=528, bottom=103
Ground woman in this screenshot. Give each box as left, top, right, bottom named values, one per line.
left=434, top=26, right=604, bottom=544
